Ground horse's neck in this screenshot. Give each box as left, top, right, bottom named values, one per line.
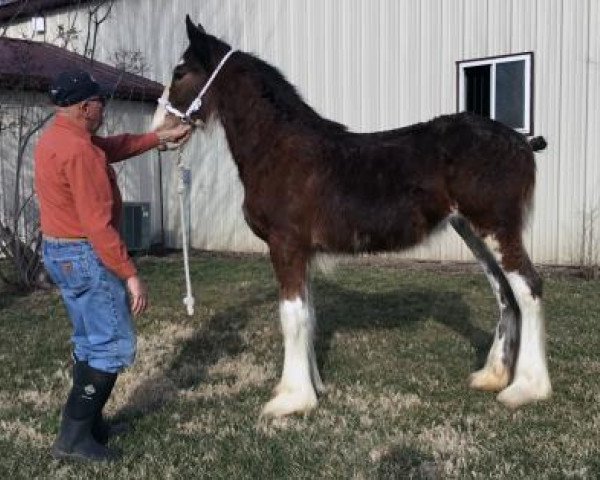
left=218, top=87, right=288, bottom=170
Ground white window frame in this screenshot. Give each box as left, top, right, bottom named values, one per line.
left=457, top=52, right=533, bottom=135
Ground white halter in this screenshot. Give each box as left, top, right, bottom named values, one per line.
left=158, top=48, right=236, bottom=123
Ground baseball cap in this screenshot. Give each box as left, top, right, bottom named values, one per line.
left=49, top=70, right=111, bottom=106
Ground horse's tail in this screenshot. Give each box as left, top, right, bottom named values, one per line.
left=529, top=136, right=547, bottom=152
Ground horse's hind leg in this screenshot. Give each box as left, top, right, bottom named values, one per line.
left=450, top=216, right=518, bottom=392
left=495, top=240, right=552, bottom=408
left=452, top=215, right=551, bottom=407
left=261, top=243, right=320, bottom=417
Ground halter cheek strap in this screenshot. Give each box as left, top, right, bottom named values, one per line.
left=158, top=48, right=236, bottom=123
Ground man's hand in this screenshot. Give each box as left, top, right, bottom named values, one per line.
left=126, top=275, right=148, bottom=315
left=157, top=124, right=192, bottom=150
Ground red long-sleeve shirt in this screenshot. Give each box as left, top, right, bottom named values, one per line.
left=35, top=114, right=160, bottom=279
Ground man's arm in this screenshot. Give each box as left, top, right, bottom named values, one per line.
left=93, top=125, right=192, bottom=164
left=93, top=133, right=160, bottom=164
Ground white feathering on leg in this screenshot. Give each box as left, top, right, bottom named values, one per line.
left=262, top=297, right=317, bottom=417
left=497, top=273, right=551, bottom=408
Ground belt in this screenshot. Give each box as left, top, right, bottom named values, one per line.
left=43, top=235, right=88, bottom=243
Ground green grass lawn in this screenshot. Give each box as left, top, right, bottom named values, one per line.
left=1, top=253, right=599, bottom=479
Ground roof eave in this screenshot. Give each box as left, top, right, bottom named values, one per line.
left=0, top=0, right=94, bottom=23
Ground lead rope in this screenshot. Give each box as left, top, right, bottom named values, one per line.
left=176, top=145, right=195, bottom=316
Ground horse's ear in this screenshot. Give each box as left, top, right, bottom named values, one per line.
left=185, top=15, right=201, bottom=41
left=185, top=15, right=210, bottom=67
left=185, top=14, right=206, bottom=34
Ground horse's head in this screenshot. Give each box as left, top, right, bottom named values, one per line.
left=151, top=15, right=233, bottom=139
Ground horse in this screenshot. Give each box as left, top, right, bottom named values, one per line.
left=151, top=15, right=552, bottom=417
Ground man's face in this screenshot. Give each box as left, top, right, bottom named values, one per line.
left=82, top=96, right=105, bottom=133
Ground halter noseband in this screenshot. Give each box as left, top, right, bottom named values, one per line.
left=158, top=48, right=236, bottom=123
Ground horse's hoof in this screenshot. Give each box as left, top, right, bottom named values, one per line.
left=260, top=390, right=317, bottom=418
left=469, top=365, right=509, bottom=392
left=497, top=378, right=551, bottom=409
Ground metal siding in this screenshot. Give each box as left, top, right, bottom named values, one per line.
left=360, top=0, right=380, bottom=130
left=558, top=0, right=589, bottom=265
left=405, top=1, right=422, bottom=125
left=586, top=0, right=600, bottom=265
left=488, top=0, right=512, bottom=55
left=511, top=0, right=537, bottom=53
left=340, top=0, right=363, bottom=131
left=462, top=0, right=489, bottom=58
left=532, top=0, right=563, bottom=264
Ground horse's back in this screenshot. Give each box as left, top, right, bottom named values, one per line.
left=310, top=113, right=535, bottom=252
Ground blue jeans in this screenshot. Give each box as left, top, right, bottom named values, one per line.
left=43, top=240, right=136, bottom=374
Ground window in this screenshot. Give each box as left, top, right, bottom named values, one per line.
left=457, top=52, right=533, bottom=135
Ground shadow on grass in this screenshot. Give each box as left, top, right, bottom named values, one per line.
left=374, top=445, right=441, bottom=480
left=0, top=286, right=27, bottom=314
left=115, top=274, right=492, bottom=421
left=114, top=293, right=268, bottom=421
left=314, top=278, right=493, bottom=373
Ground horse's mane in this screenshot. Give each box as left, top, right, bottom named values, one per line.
left=229, top=51, right=470, bottom=143
left=240, top=52, right=348, bottom=134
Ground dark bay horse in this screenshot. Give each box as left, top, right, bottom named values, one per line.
left=151, top=16, right=551, bottom=417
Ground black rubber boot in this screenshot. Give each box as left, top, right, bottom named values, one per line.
left=73, top=359, right=130, bottom=445
left=51, top=362, right=121, bottom=462
left=92, top=409, right=130, bottom=445
left=51, top=415, right=120, bottom=462
left=92, top=418, right=130, bottom=446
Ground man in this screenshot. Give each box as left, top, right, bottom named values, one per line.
left=35, top=70, right=190, bottom=462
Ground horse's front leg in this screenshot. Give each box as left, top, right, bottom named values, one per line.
left=262, top=243, right=319, bottom=417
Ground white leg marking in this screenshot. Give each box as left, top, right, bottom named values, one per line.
left=150, top=85, right=170, bottom=131
left=469, top=262, right=510, bottom=391
left=497, top=273, right=552, bottom=408
left=262, top=295, right=318, bottom=417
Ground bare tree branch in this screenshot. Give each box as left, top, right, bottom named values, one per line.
left=86, top=0, right=114, bottom=61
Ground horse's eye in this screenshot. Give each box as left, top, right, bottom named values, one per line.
left=173, top=66, right=186, bottom=81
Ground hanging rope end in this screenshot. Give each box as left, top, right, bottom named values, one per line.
left=183, top=295, right=195, bottom=316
